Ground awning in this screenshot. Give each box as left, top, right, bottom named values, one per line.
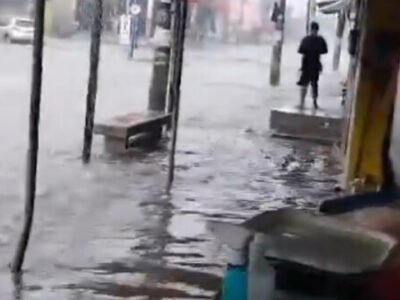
left=317, top=0, right=350, bottom=14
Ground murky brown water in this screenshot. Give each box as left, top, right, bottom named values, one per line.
left=0, top=38, right=342, bottom=299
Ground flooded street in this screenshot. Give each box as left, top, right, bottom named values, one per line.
left=0, top=39, right=342, bottom=299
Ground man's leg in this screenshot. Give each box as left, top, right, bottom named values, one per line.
left=311, top=77, right=319, bottom=109
left=129, top=36, right=134, bottom=59
left=300, top=85, right=308, bottom=109
left=297, top=72, right=308, bottom=109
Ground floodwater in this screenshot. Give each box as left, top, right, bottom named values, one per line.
left=0, top=38, right=343, bottom=299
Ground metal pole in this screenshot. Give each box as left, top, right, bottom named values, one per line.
left=269, top=0, right=286, bottom=86
left=148, top=0, right=172, bottom=139
left=82, top=0, right=103, bottom=163
left=148, top=0, right=172, bottom=111
left=306, top=0, right=316, bottom=34
left=306, top=0, right=311, bottom=33
left=167, top=0, right=180, bottom=117
left=146, top=0, right=155, bottom=37
left=310, top=0, right=316, bottom=25
left=332, top=10, right=346, bottom=71
left=166, top=0, right=188, bottom=192
left=11, top=0, right=46, bottom=274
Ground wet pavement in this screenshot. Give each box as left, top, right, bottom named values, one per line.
left=0, top=38, right=344, bottom=299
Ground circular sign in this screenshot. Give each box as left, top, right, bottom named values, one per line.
left=130, top=4, right=141, bottom=15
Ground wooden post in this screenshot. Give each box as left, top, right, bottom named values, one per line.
left=11, top=0, right=46, bottom=274
left=332, top=10, right=346, bottom=71
left=166, top=0, right=188, bottom=192
left=82, top=0, right=103, bottom=163
left=269, top=0, right=286, bottom=86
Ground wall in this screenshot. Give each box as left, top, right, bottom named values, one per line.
left=389, top=68, right=400, bottom=186
left=46, top=0, right=76, bottom=37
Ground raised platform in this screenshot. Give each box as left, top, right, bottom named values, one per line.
left=269, top=106, right=344, bottom=143
left=94, top=111, right=171, bottom=153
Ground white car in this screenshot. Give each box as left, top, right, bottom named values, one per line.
left=0, top=17, right=34, bottom=43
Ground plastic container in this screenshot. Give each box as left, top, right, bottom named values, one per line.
left=247, top=234, right=276, bottom=300
left=222, top=247, right=248, bottom=300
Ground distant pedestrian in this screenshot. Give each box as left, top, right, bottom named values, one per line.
left=297, top=21, right=328, bottom=109
left=270, top=2, right=282, bottom=24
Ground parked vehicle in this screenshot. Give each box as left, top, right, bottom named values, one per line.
left=0, top=17, right=34, bottom=43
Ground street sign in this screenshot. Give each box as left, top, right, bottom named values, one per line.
left=130, top=4, right=141, bottom=15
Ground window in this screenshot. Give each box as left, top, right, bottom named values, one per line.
left=15, top=19, right=33, bottom=28
left=0, top=17, right=10, bottom=27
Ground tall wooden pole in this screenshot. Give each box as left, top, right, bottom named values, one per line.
left=269, top=0, right=286, bottom=86
left=11, top=0, right=46, bottom=274
left=166, top=0, right=188, bottom=192
left=82, top=0, right=103, bottom=163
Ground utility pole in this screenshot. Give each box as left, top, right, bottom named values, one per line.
left=148, top=0, right=172, bottom=138
left=332, top=10, right=346, bottom=71
left=269, top=0, right=286, bottom=86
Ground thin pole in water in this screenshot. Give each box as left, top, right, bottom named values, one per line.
left=166, top=0, right=188, bottom=192
left=82, top=0, right=103, bottom=163
left=166, top=0, right=180, bottom=125
left=11, top=0, right=46, bottom=274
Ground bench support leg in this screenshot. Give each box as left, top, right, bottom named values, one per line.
left=104, top=137, right=127, bottom=154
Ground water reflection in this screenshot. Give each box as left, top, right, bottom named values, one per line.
left=12, top=273, right=22, bottom=300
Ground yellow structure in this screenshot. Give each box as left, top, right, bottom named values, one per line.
left=44, top=0, right=55, bottom=36
left=344, top=0, right=400, bottom=191
left=45, top=0, right=76, bottom=37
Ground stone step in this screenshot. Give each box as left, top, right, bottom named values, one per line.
left=270, top=106, right=344, bottom=143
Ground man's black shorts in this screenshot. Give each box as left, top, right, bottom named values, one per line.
left=297, top=70, right=320, bottom=87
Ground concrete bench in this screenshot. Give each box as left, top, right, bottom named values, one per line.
left=94, top=111, right=171, bottom=152
left=269, top=106, right=344, bottom=144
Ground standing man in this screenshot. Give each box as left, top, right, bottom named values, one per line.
left=297, top=21, right=328, bottom=109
